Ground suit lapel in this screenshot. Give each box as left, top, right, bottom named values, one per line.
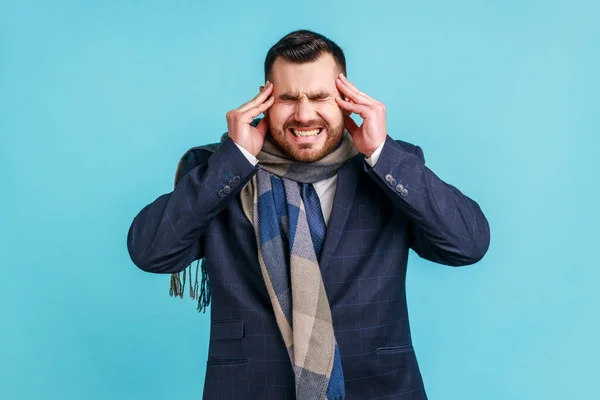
left=319, top=154, right=362, bottom=271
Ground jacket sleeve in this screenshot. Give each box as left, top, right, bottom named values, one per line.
left=364, top=135, right=490, bottom=266
left=127, top=137, right=259, bottom=273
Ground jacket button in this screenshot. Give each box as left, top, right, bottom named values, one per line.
left=385, top=174, right=394, bottom=183
left=395, top=183, right=404, bottom=193
left=389, top=178, right=397, bottom=186
left=223, top=185, right=231, bottom=194
left=401, top=189, right=409, bottom=197
left=232, top=176, right=241, bottom=184
left=218, top=189, right=226, bottom=198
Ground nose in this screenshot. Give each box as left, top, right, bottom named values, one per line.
left=294, top=98, right=317, bottom=124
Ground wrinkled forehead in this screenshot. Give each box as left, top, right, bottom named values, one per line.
left=270, top=53, right=341, bottom=95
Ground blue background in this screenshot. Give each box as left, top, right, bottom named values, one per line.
left=1, top=0, right=598, bottom=399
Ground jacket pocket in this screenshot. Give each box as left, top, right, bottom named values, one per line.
left=375, top=344, right=414, bottom=355
left=205, top=358, right=251, bottom=393
left=362, top=344, right=423, bottom=397
left=208, top=320, right=247, bottom=362
left=207, top=356, right=249, bottom=366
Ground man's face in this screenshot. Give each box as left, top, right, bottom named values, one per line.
left=264, top=52, right=345, bottom=162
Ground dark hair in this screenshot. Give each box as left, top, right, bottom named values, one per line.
left=264, top=29, right=347, bottom=81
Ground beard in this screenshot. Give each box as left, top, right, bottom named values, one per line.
left=266, top=116, right=345, bottom=162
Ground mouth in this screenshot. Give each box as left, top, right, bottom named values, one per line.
left=288, top=127, right=324, bottom=140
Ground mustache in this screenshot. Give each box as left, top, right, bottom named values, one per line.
left=283, top=120, right=328, bottom=130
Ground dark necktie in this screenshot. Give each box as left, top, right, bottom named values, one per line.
left=300, top=182, right=327, bottom=259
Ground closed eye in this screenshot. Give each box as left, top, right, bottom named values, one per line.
left=308, top=94, right=332, bottom=101
left=279, top=94, right=299, bottom=101
left=278, top=92, right=334, bottom=102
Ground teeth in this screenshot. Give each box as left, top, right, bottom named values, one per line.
left=292, top=128, right=321, bottom=137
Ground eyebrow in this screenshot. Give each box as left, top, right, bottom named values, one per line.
left=278, top=91, right=333, bottom=101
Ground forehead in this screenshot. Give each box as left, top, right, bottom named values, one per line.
left=270, top=52, right=340, bottom=93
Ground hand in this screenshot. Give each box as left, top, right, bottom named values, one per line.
left=226, top=81, right=275, bottom=156
left=334, top=74, right=387, bottom=158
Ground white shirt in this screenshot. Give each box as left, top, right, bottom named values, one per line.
left=234, top=141, right=385, bottom=226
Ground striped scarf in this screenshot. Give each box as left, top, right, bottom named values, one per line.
left=171, top=119, right=358, bottom=399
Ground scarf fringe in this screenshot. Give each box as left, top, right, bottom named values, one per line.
left=169, top=258, right=211, bottom=313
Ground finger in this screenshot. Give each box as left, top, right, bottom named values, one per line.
left=343, top=113, right=360, bottom=136
left=338, top=74, right=378, bottom=104
left=244, top=96, right=274, bottom=120
left=339, top=74, right=364, bottom=95
left=336, top=77, right=372, bottom=106
left=335, top=96, right=370, bottom=118
left=239, top=81, right=274, bottom=112
left=240, top=81, right=273, bottom=111
left=346, top=78, right=361, bottom=94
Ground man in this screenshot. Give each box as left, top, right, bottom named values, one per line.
left=127, top=29, right=490, bottom=400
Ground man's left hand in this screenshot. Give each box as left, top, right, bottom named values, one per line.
left=335, top=73, right=387, bottom=158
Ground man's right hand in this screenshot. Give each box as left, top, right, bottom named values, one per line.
left=226, top=81, right=275, bottom=157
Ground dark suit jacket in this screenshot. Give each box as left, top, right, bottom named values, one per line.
left=127, top=134, right=490, bottom=400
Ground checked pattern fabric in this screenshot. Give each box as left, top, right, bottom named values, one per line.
left=240, top=168, right=345, bottom=400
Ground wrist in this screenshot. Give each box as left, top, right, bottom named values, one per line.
left=232, top=140, right=259, bottom=165
left=364, top=138, right=386, bottom=157
left=364, top=137, right=387, bottom=166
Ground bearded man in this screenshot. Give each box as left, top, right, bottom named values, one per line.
left=127, top=29, right=490, bottom=400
